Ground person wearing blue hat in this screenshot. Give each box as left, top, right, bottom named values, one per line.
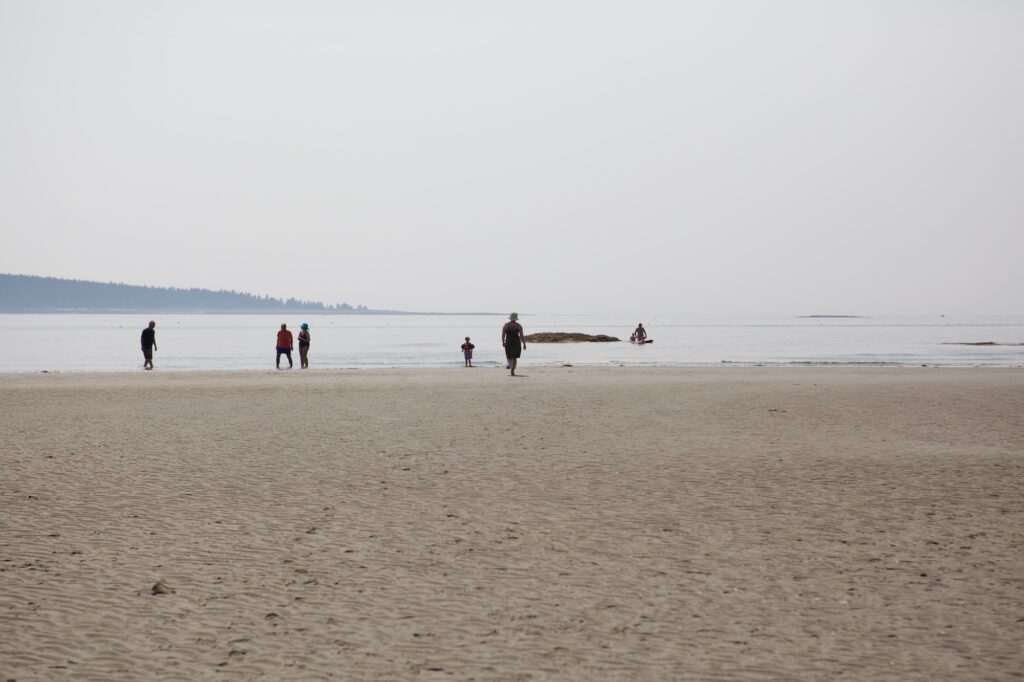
left=298, top=322, right=311, bottom=369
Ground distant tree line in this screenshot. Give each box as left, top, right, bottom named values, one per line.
left=0, top=274, right=368, bottom=313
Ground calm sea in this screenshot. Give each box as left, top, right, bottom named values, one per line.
left=0, top=313, right=1022, bottom=373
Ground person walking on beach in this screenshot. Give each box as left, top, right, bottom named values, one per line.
left=140, top=320, right=157, bottom=370
left=297, top=323, right=311, bottom=369
left=276, top=323, right=294, bottom=369
left=461, top=336, right=475, bottom=367
left=501, top=313, right=526, bottom=376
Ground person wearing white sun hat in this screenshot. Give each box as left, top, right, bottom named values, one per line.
left=501, top=312, right=526, bottom=376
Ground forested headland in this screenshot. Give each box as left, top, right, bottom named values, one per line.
left=0, top=274, right=371, bottom=313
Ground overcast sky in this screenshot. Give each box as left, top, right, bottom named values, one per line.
left=1, top=1, right=1021, bottom=315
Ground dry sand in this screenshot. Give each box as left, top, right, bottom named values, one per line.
left=1, top=367, right=1022, bottom=681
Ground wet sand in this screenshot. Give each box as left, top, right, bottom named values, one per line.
left=2, top=367, right=1022, bottom=680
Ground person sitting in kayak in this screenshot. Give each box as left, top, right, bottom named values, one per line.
left=634, top=323, right=647, bottom=343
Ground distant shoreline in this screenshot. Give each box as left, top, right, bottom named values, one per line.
left=0, top=309, right=504, bottom=316
left=1, top=273, right=505, bottom=316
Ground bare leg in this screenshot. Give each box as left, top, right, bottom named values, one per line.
left=276, top=352, right=281, bottom=369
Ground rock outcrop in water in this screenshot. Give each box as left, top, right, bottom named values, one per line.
left=524, top=332, right=620, bottom=343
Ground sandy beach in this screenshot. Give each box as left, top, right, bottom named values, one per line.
left=1, top=367, right=1022, bottom=681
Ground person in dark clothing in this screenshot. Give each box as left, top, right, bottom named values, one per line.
left=297, top=323, right=311, bottom=369
left=461, top=337, right=475, bottom=367
left=141, top=320, right=157, bottom=370
left=501, top=312, right=526, bottom=376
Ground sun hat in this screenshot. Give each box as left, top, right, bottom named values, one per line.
left=509, top=312, right=519, bottom=320
left=301, top=323, right=309, bottom=329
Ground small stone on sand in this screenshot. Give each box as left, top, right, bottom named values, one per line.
left=151, top=580, right=174, bottom=595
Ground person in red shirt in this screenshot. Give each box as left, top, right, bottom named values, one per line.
left=276, top=323, right=294, bottom=369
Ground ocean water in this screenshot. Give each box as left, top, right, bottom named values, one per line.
left=0, top=313, right=1022, bottom=373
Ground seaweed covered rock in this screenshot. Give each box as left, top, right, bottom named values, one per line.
left=524, top=332, right=620, bottom=343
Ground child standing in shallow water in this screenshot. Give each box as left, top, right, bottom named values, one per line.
left=461, top=337, right=475, bottom=367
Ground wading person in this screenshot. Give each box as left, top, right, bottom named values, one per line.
left=276, top=323, right=294, bottom=369
left=141, top=320, right=157, bottom=370
left=297, top=323, right=311, bottom=369
left=461, top=336, right=475, bottom=367
left=501, top=312, right=526, bottom=376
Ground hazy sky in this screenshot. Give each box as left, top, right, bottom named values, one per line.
left=1, top=1, right=1021, bottom=315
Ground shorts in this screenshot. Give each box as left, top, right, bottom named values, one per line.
left=142, top=346, right=153, bottom=360
left=276, top=347, right=292, bottom=355
left=464, top=352, right=473, bottom=359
